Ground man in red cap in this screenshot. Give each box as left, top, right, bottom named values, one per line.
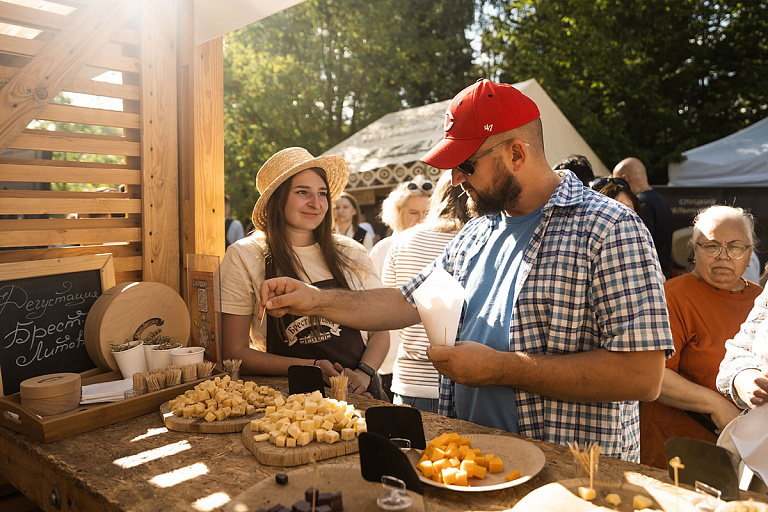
left=260, top=80, right=673, bottom=462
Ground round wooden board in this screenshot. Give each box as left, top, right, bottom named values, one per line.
left=405, top=433, right=546, bottom=492
left=242, top=423, right=359, bottom=467
left=225, top=462, right=425, bottom=512
left=160, top=403, right=263, bottom=434
left=510, top=478, right=703, bottom=512
left=84, top=282, right=190, bottom=371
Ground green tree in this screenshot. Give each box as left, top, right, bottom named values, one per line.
left=224, top=0, right=479, bottom=223
left=480, top=0, right=768, bottom=183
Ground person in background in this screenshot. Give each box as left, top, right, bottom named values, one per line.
left=259, top=80, right=672, bottom=462
left=553, top=154, right=594, bottom=187
left=743, top=251, right=761, bottom=285
left=381, top=170, right=471, bottom=413
left=225, top=196, right=245, bottom=249
left=640, top=205, right=762, bottom=468
left=333, top=192, right=373, bottom=252
left=370, top=176, right=432, bottom=400
left=613, top=157, right=673, bottom=279
left=219, top=147, right=388, bottom=399
left=358, top=211, right=377, bottom=245
left=590, top=177, right=642, bottom=214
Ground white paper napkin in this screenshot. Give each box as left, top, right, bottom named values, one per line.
left=80, top=378, right=133, bottom=404
left=731, top=403, right=768, bottom=484
left=412, top=267, right=465, bottom=347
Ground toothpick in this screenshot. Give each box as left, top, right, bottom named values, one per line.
left=259, top=306, right=266, bottom=327
left=457, top=189, right=468, bottom=198
left=589, top=446, right=594, bottom=490
left=444, top=326, right=447, bottom=345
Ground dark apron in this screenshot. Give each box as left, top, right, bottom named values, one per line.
left=266, top=278, right=384, bottom=400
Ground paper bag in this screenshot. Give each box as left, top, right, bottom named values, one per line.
left=412, top=267, right=465, bottom=347
left=731, top=404, right=768, bottom=484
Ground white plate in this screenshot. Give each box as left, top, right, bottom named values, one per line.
left=406, top=433, right=546, bottom=492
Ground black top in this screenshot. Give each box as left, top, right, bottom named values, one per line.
left=638, top=188, right=673, bottom=279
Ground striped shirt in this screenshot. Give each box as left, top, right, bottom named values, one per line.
left=382, top=226, right=459, bottom=399
left=401, top=171, right=674, bottom=462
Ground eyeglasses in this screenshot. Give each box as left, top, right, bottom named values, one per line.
left=406, top=181, right=433, bottom=192
left=695, top=242, right=752, bottom=259
left=455, top=139, right=516, bottom=176
left=589, top=177, right=631, bottom=191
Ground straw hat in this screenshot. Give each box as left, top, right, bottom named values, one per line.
left=251, top=147, right=349, bottom=231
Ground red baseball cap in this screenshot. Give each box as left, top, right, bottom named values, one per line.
left=421, top=79, right=540, bottom=170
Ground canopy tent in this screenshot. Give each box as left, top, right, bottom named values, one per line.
left=194, top=0, right=306, bottom=44
left=323, top=78, right=609, bottom=191
left=667, top=116, right=768, bottom=186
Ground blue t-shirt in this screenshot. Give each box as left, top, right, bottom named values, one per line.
left=455, top=207, right=543, bottom=432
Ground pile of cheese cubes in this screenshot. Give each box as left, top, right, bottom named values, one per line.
left=416, top=432, right=519, bottom=486
left=168, top=375, right=281, bottom=422
left=249, top=390, right=367, bottom=448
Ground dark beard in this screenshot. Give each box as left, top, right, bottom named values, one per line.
left=468, top=160, right=523, bottom=217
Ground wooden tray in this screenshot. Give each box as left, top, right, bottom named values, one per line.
left=225, top=462, right=424, bottom=512
left=242, top=423, right=360, bottom=466
left=0, top=371, right=223, bottom=443
left=160, top=402, right=263, bottom=433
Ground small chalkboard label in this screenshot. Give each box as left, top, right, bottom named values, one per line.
left=0, top=255, right=115, bottom=396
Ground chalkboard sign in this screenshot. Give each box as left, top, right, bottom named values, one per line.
left=0, top=254, right=115, bottom=396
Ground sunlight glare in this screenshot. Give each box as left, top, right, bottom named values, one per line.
left=131, top=427, right=169, bottom=442
left=192, top=492, right=231, bottom=511
left=113, top=440, right=191, bottom=469
left=150, top=462, right=209, bottom=488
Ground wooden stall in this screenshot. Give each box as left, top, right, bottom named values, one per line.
left=0, top=0, right=225, bottom=293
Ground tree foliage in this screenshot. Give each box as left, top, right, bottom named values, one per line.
left=480, top=0, right=768, bottom=183
left=224, top=0, right=479, bottom=222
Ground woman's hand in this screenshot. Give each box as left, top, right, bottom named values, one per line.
left=335, top=363, right=372, bottom=398
left=314, top=359, right=340, bottom=382
left=734, top=369, right=768, bottom=407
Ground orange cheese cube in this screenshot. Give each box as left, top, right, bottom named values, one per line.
left=475, top=455, right=488, bottom=468
left=449, top=457, right=461, bottom=468
left=418, top=460, right=435, bottom=478
left=472, top=464, right=487, bottom=479
left=460, top=459, right=475, bottom=473
left=430, top=447, right=446, bottom=462
left=457, top=445, right=471, bottom=460
left=459, top=436, right=472, bottom=447
left=463, top=450, right=476, bottom=461
left=454, top=469, right=469, bottom=486
left=488, top=456, right=503, bottom=473
left=444, top=443, right=459, bottom=458
left=442, top=468, right=459, bottom=485
left=444, top=433, right=462, bottom=445
left=505, top=469, right=521, bottom=482
left=433, top=458, right=451, bottom=473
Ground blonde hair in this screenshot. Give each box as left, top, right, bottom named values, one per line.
left=424, top=170, right=471, bottom=233
left=379, top=175, right=433, bottom=233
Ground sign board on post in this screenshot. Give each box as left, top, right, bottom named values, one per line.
left=185, top=254, right=222, bottom=368
left=0, top=254, right=116, bottom=395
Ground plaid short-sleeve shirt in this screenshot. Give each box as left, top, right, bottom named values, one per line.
left=401, top=171, right=673, bottom=462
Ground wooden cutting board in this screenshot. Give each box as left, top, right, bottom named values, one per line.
left=160, top=403, right=263, bottom=434
left=510, top=478, right=702, bottom=512
left=225, top=462, right=424, bottom=512
left=241, top=423, right=359, bottom=466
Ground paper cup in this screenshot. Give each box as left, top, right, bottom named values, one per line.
left=112, top=341, right=147, bottom=378
left=146, top=346, right=174, bottom=370
left=170, top=346, right=205, bottom=367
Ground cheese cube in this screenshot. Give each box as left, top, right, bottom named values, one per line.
left=340, top=428, right=355, bottom=441
left=632, top=495, right=653, bottom=510
left=444, top=443, right=459, bottom=458
left=274, top=395, right=286, bottom=408
left=578, top=487, right=596, bottom=501
left=183, top=405, right=195, bottom=418
left=442, top=468, right=459, bottom=485
left=297, top=431, right=311, bottom=446
left=204, top=411, right=216, bottom=422
left=304, top=401, right=318, bottom=415
left=605, top=493, right=622, bottom=507
left=286, top=437, right=297, bottom=447
left=504, top=469, right=521, bottom=482
left=449, top=457, right=461, bottom=468
left=294, top=410, right=307, bottom=421
left=265, top=405, right=276, bottom=415
left=275, top=434, right=287, bottom=447
left=472, top=464, right=486, bottom=480
left=460, top=460, right=475, bottom=473
left=282, top=409, right=295, bottom=420
left=287, top=423, right=302, bottom=439
left=214, top=408, right=227, bottom=421
left=418, top=460, right=435, bottom=478
left=488, top=456, right=503, bottom=473
left=250, top=419, right=263, bottom=431
left=325, top=430, right=340, bottom=444
left=253, top=433, right=270, bottom=442
left=433, top=459, right=450, bottom=473
left=321, top=420, right=334, bottom=431
left=246, top=404, right=255, bottom=415
left=454, top=469, right=469, bottom=486
left=315, top=428, right=327, bottom=442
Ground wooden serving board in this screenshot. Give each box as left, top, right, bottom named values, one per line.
left=160, top=403, right=263, bottom=434
left=241, top=423, right=359, bottom=467
left=510, top=478, right=702, bottom=512
left=225, top=462, right=424, bottom=512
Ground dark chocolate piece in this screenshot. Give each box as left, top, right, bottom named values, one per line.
left=330, top=491, right=343, bottom=511
left=275, top=473, right=289, bottom=485
left=315, top=505, right=332, bottom=512
left=291, top=500, right=312, bottom=512
left=303, top=487, right=318, bottom=502
left=317, top=492, right=332, bottom=505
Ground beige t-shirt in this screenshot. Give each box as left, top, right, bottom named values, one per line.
left=219, top=233, right=382, bottom=350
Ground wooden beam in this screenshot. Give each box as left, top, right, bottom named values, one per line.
left=140, top=0, right=180, bottom=291
left=0, top=160, right=140, bottom=184
left=0, top=0, right=137, bottom=153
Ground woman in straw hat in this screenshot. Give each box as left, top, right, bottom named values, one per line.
left=219, top=147, right=388, bottom=399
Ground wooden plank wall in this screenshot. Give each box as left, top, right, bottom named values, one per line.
left=0, top=0, right=184, bottom=291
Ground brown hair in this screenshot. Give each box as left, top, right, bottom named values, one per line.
left=333, top=192, right=361, bottom=231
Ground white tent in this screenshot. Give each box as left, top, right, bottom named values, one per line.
left=667, top=116, right=768, bottom=187
left=323, top=78, right=609, bottom=181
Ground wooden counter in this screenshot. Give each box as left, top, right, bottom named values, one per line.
left=0, top=376, right=764, bottom=512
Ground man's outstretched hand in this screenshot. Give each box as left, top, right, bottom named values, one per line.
left=259, top=277, right=320, bottom=320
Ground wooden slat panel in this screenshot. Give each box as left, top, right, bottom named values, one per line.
left=0, top=160, right=140, bottom=184
left=0, top=1, right=140, bottom=45
left=0, top=0, right=138, bottom=153
left=0, top=241, right=141, bottom=264
left=36, top=103, right=139, bottom=129
left=0, top=217, right=140, bottom=230
left=140, top=0, right=179, bottom=291
left=0, top=228, right=141, bottom=248
left=0, top=66, right=140, bottom=101
left=0, top=34, right=139, bottom=73
left=10, top=129, right=140, bottom=156
left=0, top=197, right=141, bottom=215
left=0, top=190, right=129, bottom=199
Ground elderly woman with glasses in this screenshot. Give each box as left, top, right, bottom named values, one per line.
left=639, top=205, right=763, bottom=468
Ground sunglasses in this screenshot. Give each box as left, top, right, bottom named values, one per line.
left=589, top=177, right=630, bottom=191
left=406, top=181, right=433, bottom=192
left=695, top=242, right=751, bottom=260
left=455, top=139, right=516, bottom=176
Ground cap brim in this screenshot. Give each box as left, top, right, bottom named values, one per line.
left=421, top=137, right=484, bottom=170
